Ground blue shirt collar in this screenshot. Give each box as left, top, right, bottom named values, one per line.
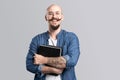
left=45, top=29, right=64, bottom=40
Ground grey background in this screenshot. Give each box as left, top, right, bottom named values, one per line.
left=0, top=0, right=120, bottom=80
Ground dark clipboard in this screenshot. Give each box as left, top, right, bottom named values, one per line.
left=37, top=45, right=61, bottom=57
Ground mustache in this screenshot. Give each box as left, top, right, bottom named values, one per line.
left=48, top=18, right=62, bottom=21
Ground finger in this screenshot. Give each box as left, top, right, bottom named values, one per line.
left=34, top=60, right=38, bottom=64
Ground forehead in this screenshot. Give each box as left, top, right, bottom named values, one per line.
left=47, top=5, right=62, bottom=13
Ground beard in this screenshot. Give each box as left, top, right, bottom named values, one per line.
left=50, top=24, right=60, bottom=30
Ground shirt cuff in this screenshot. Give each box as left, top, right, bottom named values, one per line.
left=63, top=55, right=70, bottom=61
left=38, top=64, right=45, bottom=77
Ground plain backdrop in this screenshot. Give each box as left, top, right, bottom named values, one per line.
left=0, top=0, right=120, bottom=80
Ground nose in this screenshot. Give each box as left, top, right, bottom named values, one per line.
left=52, top=13, right=57, bottom=18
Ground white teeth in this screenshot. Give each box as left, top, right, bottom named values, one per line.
left=52, top=20, right=57, bottom=21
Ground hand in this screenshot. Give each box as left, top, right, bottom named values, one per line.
left=52, top=67, right=64, bottom=74
left=34, top=54, right=47, bottom=65
left=41, top=66, right=64, bottom=74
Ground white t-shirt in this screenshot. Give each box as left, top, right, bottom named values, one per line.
left=45, top=37, right=61, bottom=80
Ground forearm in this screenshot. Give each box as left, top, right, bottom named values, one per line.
left=41, top=65, right=63, bottom=74
left=34, top=54, right=66, bottom=69
left=46, top=56, right=66, bottom=69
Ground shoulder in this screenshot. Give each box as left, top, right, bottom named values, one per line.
left=33, top=31, right=47, bottom=38
left=62, top=30, right=78, bottom=39
left=31, top=31, right=47, bottom=41
left=62, top=30, right=80, bottom=46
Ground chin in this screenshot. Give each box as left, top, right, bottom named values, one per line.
left=50, top=24, right=60, bottom=30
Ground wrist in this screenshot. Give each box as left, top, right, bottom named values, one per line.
left=44, top=57, right=48, bottom=64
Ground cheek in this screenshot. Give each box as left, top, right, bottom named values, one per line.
left=59, top=16, right=62, bottom=19
left=47, top=16, right=52, bottom=20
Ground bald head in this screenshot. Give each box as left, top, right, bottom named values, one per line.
left=47, top=4, right=62, bottom=13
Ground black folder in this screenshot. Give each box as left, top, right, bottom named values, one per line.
left=37, top=45, right=61, bottom=57
left=37, top=45, right=62, bottom=57
left=37, top=45, right=62, bottom=76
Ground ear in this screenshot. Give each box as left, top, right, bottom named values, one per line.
left=45, top=15, right=47, bottom=21
left=61, top=14, right=64, bottom=21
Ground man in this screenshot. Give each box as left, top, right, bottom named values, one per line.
left=26, top=4, right=80, bottom=80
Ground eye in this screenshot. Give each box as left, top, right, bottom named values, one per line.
left=56, top=12, right=61, bottom=15
left=48, top=12, right=53, bottom=15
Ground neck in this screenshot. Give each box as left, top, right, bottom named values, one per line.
left=49, top=27, right=61, bottom=40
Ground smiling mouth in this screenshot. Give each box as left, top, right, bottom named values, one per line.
left=52, top=20, right=58, bottom=22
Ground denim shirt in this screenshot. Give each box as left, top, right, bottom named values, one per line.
left=26, top=30, right=80, bottom=80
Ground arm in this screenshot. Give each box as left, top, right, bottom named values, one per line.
left=41, top=65, right=63, bottom=74
left=34, top=54, right=66, bottom=69
left=46, top=56, right=66, bottom=68
left=64, top=33, right=80, bottom=68
left=26, top=36, right=42, bottom=74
